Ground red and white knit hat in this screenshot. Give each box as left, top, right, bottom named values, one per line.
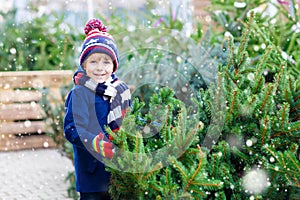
left=79, top=18, right=119, bottom=72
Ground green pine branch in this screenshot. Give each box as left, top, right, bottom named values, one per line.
left=169, top=146, right=223, bottom=198
left=266, top=146, right=300, bottom=188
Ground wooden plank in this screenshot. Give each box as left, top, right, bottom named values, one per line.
left=0, top=90, right=42, bottom=103
left=0, top=103, right=45, bottom=121
left=0, top=134, right=56, bottom=151
left=0, top=88, right=62, bottom=103
left=0, top=70, right=73, bottom=89
left=0, top=70, right=72, bottom=152
left=0, top=121, right=46, bottom=135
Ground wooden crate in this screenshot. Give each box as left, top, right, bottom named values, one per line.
left=0, top=70, right=73, bottom=151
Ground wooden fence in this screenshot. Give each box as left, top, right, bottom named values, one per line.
left=0, top=70, right=73, bottom=151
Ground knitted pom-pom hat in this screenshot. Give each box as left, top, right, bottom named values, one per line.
left=79, top=18, right=119, bottom=72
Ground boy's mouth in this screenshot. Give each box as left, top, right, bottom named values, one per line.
left=93, top=73, right=106, bottom=77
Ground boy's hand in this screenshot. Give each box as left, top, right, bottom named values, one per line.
left=92, top=133, right=114, bottom=159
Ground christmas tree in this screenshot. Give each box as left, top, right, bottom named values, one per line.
left=106, top=88, right=224, bottom=199
left=104, top=9, right=300, bottom=199
left=209, top=11, right=300, bottom=199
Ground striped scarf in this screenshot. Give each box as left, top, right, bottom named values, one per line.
left=73, top=71, right=131, bottom=134
left=107, top=75, right=131, bottom=132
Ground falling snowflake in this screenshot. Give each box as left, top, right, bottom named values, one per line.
left=10, top=48, right=17, bottom=54
left=242, top=169, right=269, bottom=194
left=24, top=120, right=31, bottom=128
left=234, top=2, right=247, bottom=8
left=43, top=142, right=49, bottom=148
left=246, top=139, right=253, bottom=147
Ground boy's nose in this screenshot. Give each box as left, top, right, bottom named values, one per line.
left=96, top=63, right=105, bottom=70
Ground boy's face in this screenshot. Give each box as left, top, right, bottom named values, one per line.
left=84, top=53, right=114, bottom=83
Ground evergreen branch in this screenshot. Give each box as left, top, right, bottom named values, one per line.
left=170, top=157, right=188, bottom=179
left=290, top=92, right=300, bottom=120
left=178, top=112, right=184, bottom=151
left=255, top=46, right=272, bottom=77
left=165, top=168, right=169, bottom=188
left=237, top=12, right=253, bottom=68
left=261, top=117, right=269, bottom=146
left=291, top=177, right=300, bottom=188
left=285, top=89, right=291, bottom=106
left=292, top=101, right=300, bottom=111
left=190, top=181, right=222, bottom=188
left=191, top=190, right=205, bottom=197
left=141, top=156, right=151, bottom=176
left=292, top=113, right=300, bottom=121
left=286, top=167, right=299, bottom=175
left=232, top=146, right=249, bottom=160
left=110, top=175, right=127, bottom=191
left=180, top=122, right=202, bottom=152
left=210, top=154, right=218, bottom=177
left=250, top=22, right=272, bottom=46
left=237, top=52, right=245, bottom=73
left=224, top=68, right=237, bottom=86
left=221, top=140, right=229, bottom=160
left=225, top=90, right=237, bottom=124
left=295, top=93, right=300, bottom=102
left=280, top=104, right=289, bottom=131
left=244, top=95, right=257, bottom=115
left=163, top=167, right=177, bottom=197
left=261, top=85, right=274, bottom=111
left=287, top=153, right=300, bottom=173
left=255, top=16, right=299, bottom=66
left=274, top=64, right=284, bottom=93
left=268, top=167, right=286, bottom=173
left=278, top=167, right=300, bottom=175
left=266, top=147, right=284, bottom=166
left=271, top=124, right=300, bottom=137
left=291, top=100, right=300, bottom=112
left=184, top=148, right=200, bottom=156
left=148, top=184, right=161, bottom=193
left=227, top=36, right=236, bottom=73
left=164, top=105, right=172, bottom=141
left=252, top=75, right=263, bottom=94
left=143, top=162, right=162, bottom=181
left=135, top=133, right=141, bottom=157
left=216, top=74, right=222, bottom=110
left=240, top=68, right=256, bottom=75
left=184, top=145, right=204, bottom=192
left=268, top=171, right=277, bottom=192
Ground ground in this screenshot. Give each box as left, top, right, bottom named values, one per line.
left=0, top=149, right=74, bottom=200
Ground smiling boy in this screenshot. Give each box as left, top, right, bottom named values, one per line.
left=63, top=18, right=131, bottom=200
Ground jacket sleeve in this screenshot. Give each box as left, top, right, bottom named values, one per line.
left=63, top=86, right=97, bottom=150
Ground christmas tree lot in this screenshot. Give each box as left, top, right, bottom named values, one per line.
left=102, top=12, right=300, bottom=200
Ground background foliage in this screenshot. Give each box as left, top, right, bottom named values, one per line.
left=0, top=9, right=77, bottom=71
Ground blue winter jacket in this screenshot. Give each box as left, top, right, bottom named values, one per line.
left=64, top=85, right=111, bottom=192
